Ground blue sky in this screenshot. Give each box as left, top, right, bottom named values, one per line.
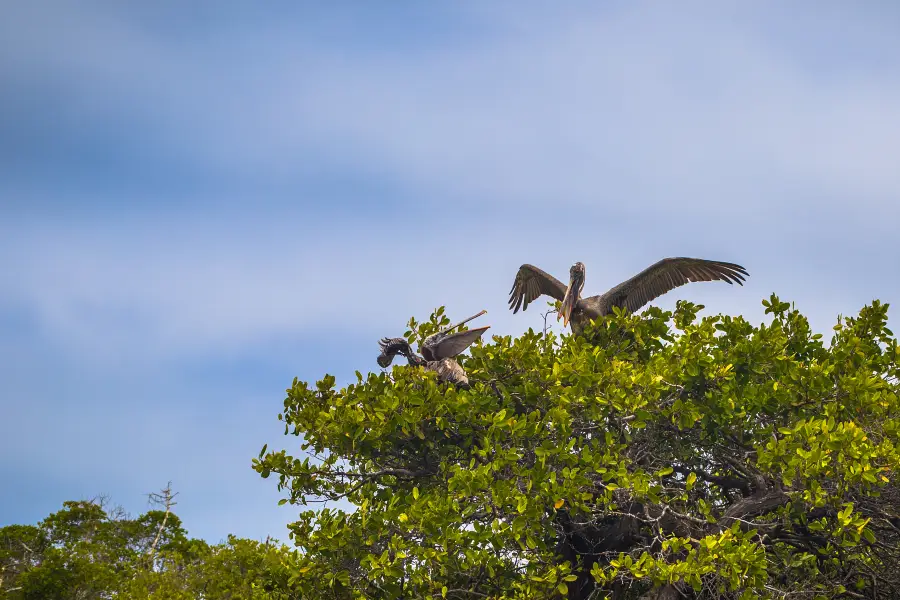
left=2, top=1, right=899, bottom=543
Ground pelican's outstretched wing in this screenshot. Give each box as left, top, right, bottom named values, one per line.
left=508, top=264, right=567, bottom=314
left=428, top=326, right=490, bottom=360
left=600, top=257, right=748, bottom=314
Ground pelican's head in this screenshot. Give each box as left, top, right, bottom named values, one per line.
left=558, top=262, right=585, bottom=328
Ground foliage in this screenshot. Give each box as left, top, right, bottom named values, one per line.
left=0, top=499, right=301, bottom=599
left=255, top=297, right=900, bottom=599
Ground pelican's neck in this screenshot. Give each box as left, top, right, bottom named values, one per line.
left=386, top=338, right=424, bottom=366
left=409, top=352, right=427, bottom=366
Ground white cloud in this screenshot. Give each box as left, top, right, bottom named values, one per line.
left=1, top=206, right=891, bottom=373
left=4, top=2, right=899, bottom=215
left=293, top=13, right=900, bottom=213
left=3, top=2, right=896, bottom=370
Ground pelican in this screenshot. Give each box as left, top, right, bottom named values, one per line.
left=509, top=258, right=748, bottom=335
left=377, top=310, right=490, bottom=388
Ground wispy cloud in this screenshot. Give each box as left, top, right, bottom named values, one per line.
left=6, top=2, right=899, bottom=216
left=0, top=208, right=884, bottom=372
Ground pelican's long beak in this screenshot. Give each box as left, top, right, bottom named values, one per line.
left=559, top=286, right=575, bottom=328
left=558, top=266, right=583, bottom=329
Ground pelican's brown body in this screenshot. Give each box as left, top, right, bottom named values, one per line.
left=509, top=258, right=748, bottom=335
left=377, top=310, right=490, bottom=388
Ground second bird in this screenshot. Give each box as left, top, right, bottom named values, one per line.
left=377, top=310, right=490, bottom=388
left=508, top=257, right=749, bottom=335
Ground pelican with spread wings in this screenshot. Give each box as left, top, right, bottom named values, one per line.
left=509, top=258, right=748, bottom=335
left=377, top=310, right=490, bottom=388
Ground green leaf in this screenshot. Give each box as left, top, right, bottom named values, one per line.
left=253, top=301, right=900, bottom=599
left=686, top=472, right=697, bottom=490
left=517, top=496, right=527, bottom=514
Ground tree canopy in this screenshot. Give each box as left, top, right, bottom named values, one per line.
left=256, top=296, right=900, bottom=599
left=0, top=494, right=302, bottom=599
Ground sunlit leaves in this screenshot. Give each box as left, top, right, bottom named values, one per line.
left=1, top=502, right=303, bottom=600
left=258, top=297, right=900, bottom=599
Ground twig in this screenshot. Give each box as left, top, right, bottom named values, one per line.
left=146, top=482, right=179, bottom=562
left=541, top=308, right=557, bottom=336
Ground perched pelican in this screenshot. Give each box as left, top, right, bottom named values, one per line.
left=509, top=258, right=748, bottom=334
left=377, top=310, right=490, bottom=388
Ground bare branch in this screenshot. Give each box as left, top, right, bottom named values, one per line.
left=541, top=308, right=557, bottom=336
left=146, top=481, right=179, bottom=561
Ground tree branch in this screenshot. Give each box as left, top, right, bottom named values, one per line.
left=146, top=482, right=178, bottom=562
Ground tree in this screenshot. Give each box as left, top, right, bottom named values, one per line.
left=0, top=497, right=162, bottom=599
left=0, top=492, right=302, bottom=599
left=122, top=534, right=301, bottom=600
left=255, top=297, right=900, bottom=599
